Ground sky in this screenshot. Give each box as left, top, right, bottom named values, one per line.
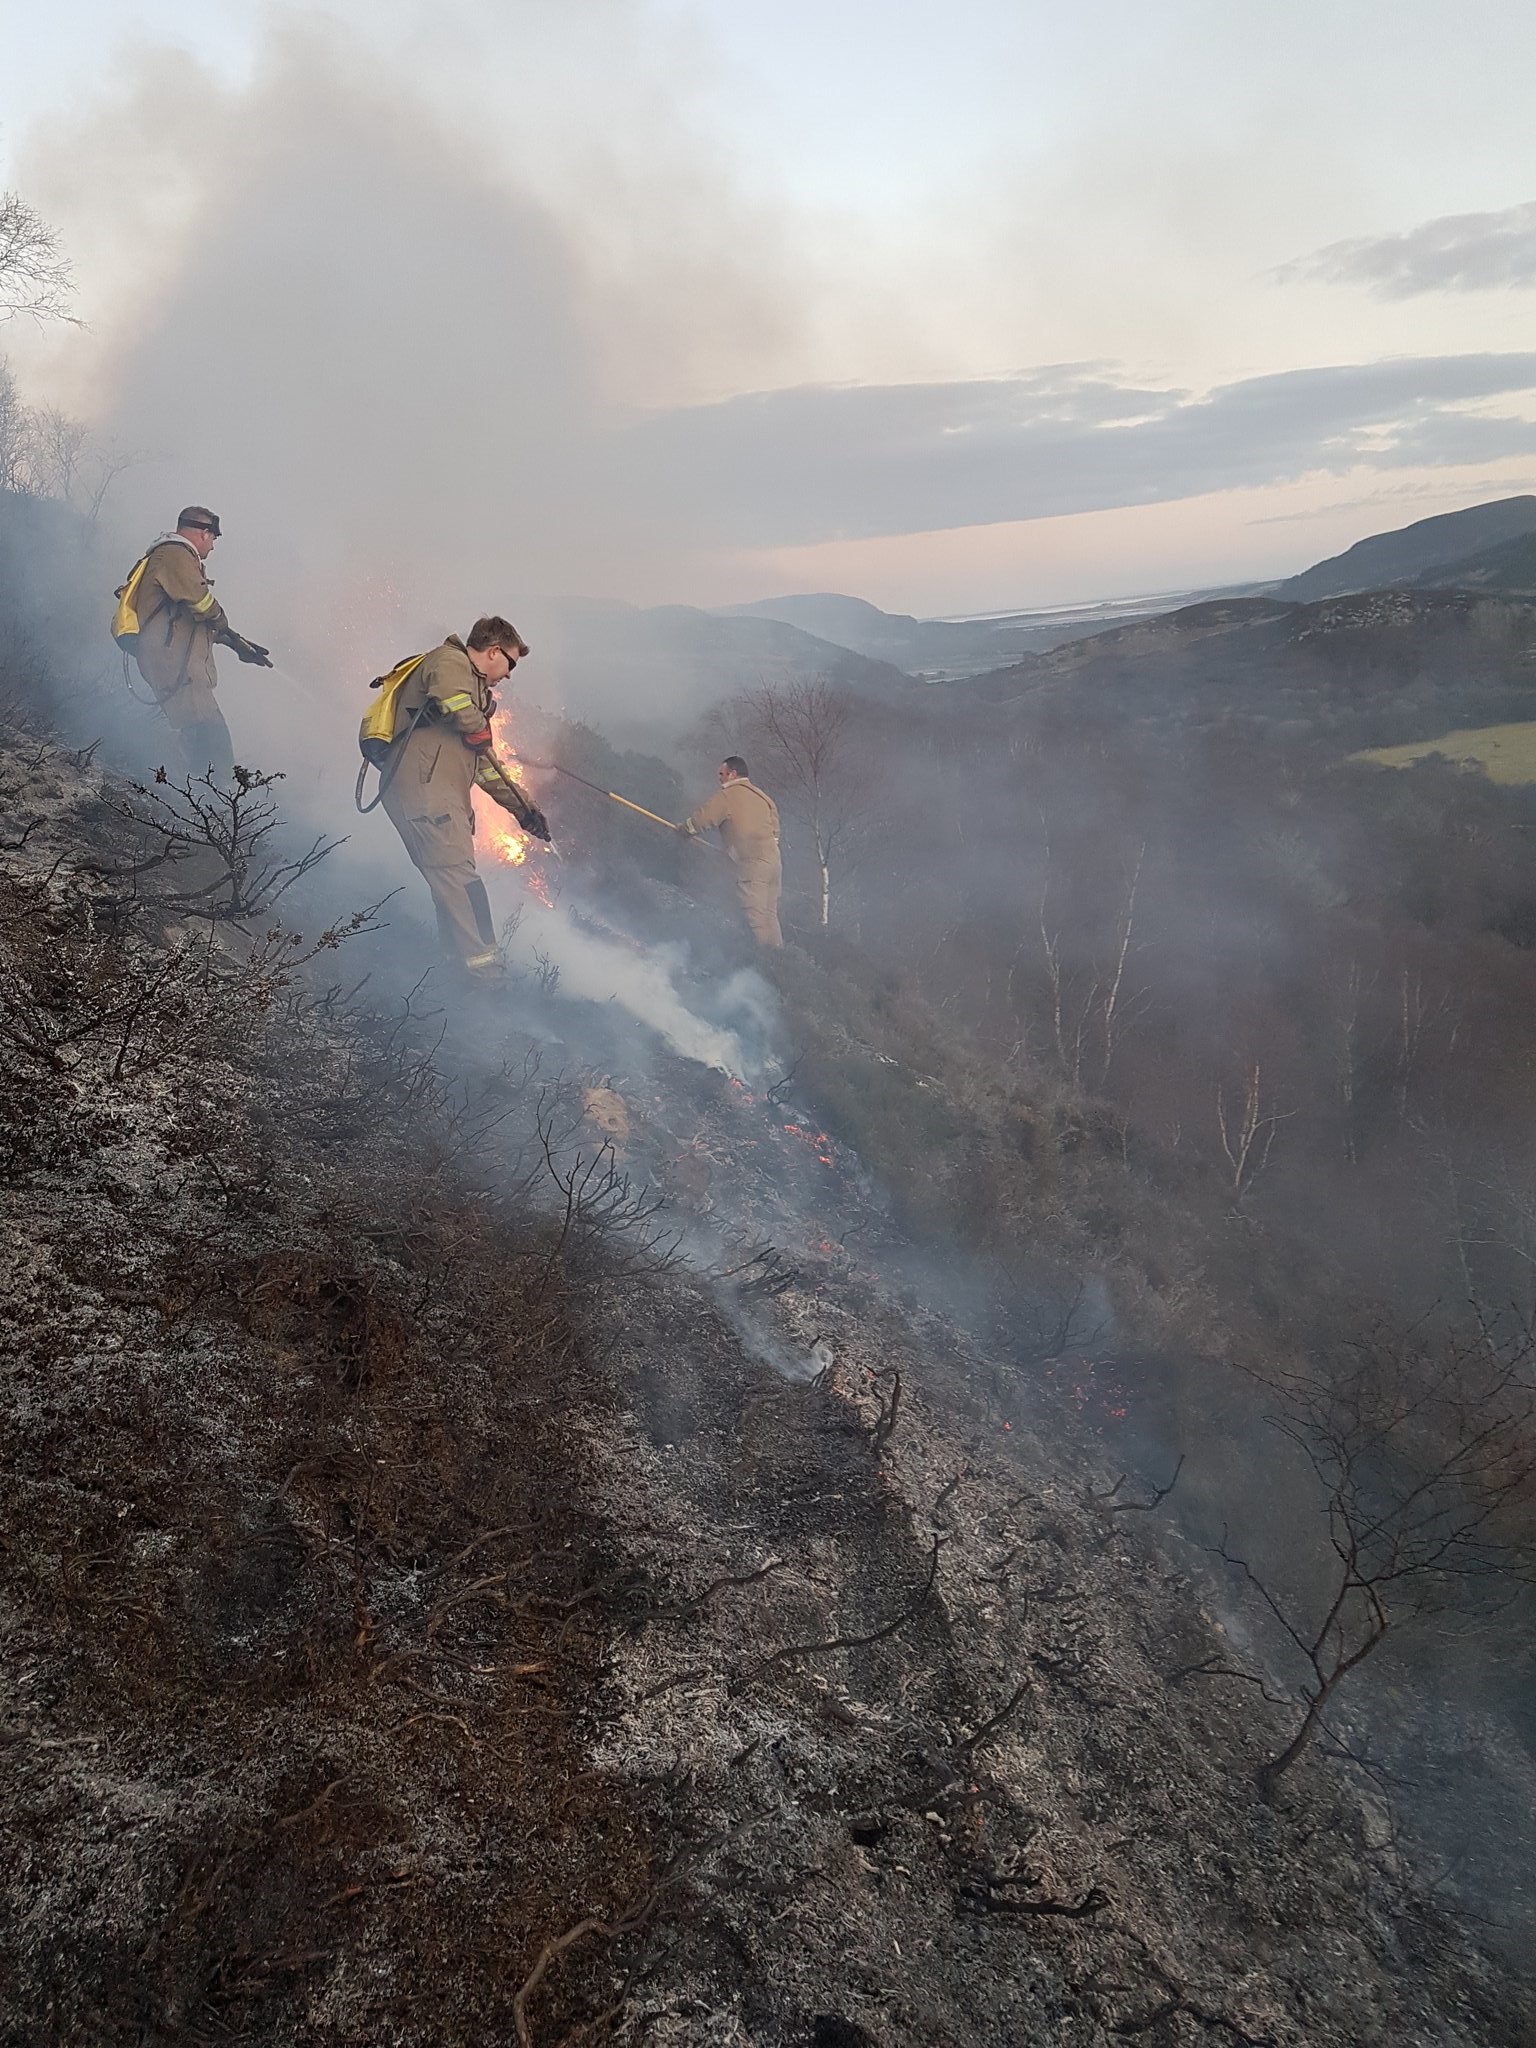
left=3, top=0, right=1536, bottom=616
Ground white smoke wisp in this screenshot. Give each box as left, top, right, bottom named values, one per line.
left=499, top=897, right=778, bottom=1081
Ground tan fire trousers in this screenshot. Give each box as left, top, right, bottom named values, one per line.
left=735, top=850, right=783, bottom=949
left=382, top=791, right=498, bottom=969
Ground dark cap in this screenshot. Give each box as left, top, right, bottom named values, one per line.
left=176, top=505, right=222, bottom=537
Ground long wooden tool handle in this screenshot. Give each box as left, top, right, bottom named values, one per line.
left=522, top=757, right=722, bottom=849
left=605, top=790, right=682, bottom=831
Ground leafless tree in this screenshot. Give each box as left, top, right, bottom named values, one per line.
left=1036, top=835, right=1150, bottom=1086
left=0, top=359, right=32, bottom=493
left=130, top=765, right=344, bottom=923
left=20, top=404, right=133, bottom=520
left=0, top=192, right=76, bottom=324
left=0, top=358, right=129, bottom=514
left=1195, top=1314, right=1536, bottom=1793
left=1394, top=963, right=1458, bottom=1127
left=1215, top=1059, right=1292, bottom=1206
left=1333, top=957, right=1371, bottom=1168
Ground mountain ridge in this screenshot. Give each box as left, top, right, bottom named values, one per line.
left=1274, top=495, right=1536, bottom=602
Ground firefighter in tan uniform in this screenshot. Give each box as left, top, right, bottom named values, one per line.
left=682, top=756, right=784, bottom=948
left=379, top=615, right=549, bottom=977
left=121, top=506, right=272, bottom=775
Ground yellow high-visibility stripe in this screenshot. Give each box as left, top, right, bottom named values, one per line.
left=441, top=691, right=475, bottom=712
left=464, top=948, right=501, bottom=970
left=192, top=590, right=216, bottom=615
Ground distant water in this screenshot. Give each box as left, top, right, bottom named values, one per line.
left=931, top=588, right=1209, bottom=628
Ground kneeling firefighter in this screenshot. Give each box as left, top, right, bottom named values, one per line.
left=358, top=614, right=550, bottom=977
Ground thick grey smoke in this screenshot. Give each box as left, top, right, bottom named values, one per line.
left=15, top=15, right=806, bottom=790
left=497, top=888, right=777, bottom=1079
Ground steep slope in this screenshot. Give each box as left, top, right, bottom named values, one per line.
left=1276, top=495, right=1536, bottom=602
left=1, top=725, right=1529, bottom=2045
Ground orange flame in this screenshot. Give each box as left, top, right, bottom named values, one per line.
left=477, top=704, right=553, bottom=908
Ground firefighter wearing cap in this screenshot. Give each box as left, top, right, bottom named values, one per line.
left=682, top=756, right=783, bottom=948
left=124, top=506, right=272, bottom=777
left=380, top=616, right=549, bottom=977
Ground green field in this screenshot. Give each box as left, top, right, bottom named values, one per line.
left=1355, top=721, right=1536, bottom=785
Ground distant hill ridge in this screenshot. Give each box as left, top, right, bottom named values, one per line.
left=1276, top=495, right=1536, bottom=602
left=942, top=584, right=1536, bottom=754
left=549, top=499, right=1536, bottom=739
left=720, top=588, right=1201, bottom=677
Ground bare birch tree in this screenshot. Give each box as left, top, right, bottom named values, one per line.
left=1215, top=1060, right=1292, bottom=1205
left=1036, top=835, right=1149, bottom=1087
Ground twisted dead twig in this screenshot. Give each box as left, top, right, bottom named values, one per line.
left=445, top=1521, right=539, bottom=1570
left=273, top=1774, right=351, bottom=1831
left=1086, top=1455, right=1185, bottom=1515
left=512, top=1889, right=660, bottom=2048
left=931, top=1469, right=966, bottom=1519
left=897, top=1676, right=1032, bottom=1809
left=1113, top=1993, right=1271, bottom=2043
left=764, top=1052, right=805, bottom=1105
left=0, top=817, right=42, bottom=853
left=966, top=1875, right=1114, bottom=1916
left=751, top=1535, right=942, bottom=1676
left=370, top=1558, right=641, bottom=1688
left=1163, top=1655, right=1288, bottom=1706
left=645, top=1557, right=786, bottom=1624
left=392, top=1708, right=481, bottom=1747
left=956, top=1678, right=1032, bottom=1760
left=868, top=1365, right=902, bottom=1452
left=1020, top=1887, right=1109, bottom=1919
left=1099, top=1948, right=1274, bottom=2044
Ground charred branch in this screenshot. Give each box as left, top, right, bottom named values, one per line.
left=1085, top=1456, right=1185, bottom=1516
left=751, top=1535, right=942, bottom=1676
left=867, top=1365, right=902, bottom=1452
left=512, top=1889, right=661, bottom=2048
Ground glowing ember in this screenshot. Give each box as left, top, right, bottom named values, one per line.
left=769, top=1114, right=842, bottom=1175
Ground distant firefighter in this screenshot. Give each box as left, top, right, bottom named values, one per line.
left=112, top=506, right=272, bottom=777
left=681, top=755, right=783, bottom=948
left=361, top=615, right=549, bottom=980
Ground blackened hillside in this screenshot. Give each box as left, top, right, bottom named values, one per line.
left=2, top=715, right=1530, bottom=2044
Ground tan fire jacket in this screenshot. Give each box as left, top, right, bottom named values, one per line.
left=386, top=637, right=528, bottom=817
left=130, top=536, right=232, bottom=704
left=685, top=779, right=781, bottom=864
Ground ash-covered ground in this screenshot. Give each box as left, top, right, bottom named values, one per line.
left=2, top=727, right=1531, bottom=2047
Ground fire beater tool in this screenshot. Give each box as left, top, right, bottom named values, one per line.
left=520, top=759, right=723, bottom=851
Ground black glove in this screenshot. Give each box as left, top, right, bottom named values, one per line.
left=518, top=803, right=552, bottom=844
left=228, top=634, right=273, bottom=667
